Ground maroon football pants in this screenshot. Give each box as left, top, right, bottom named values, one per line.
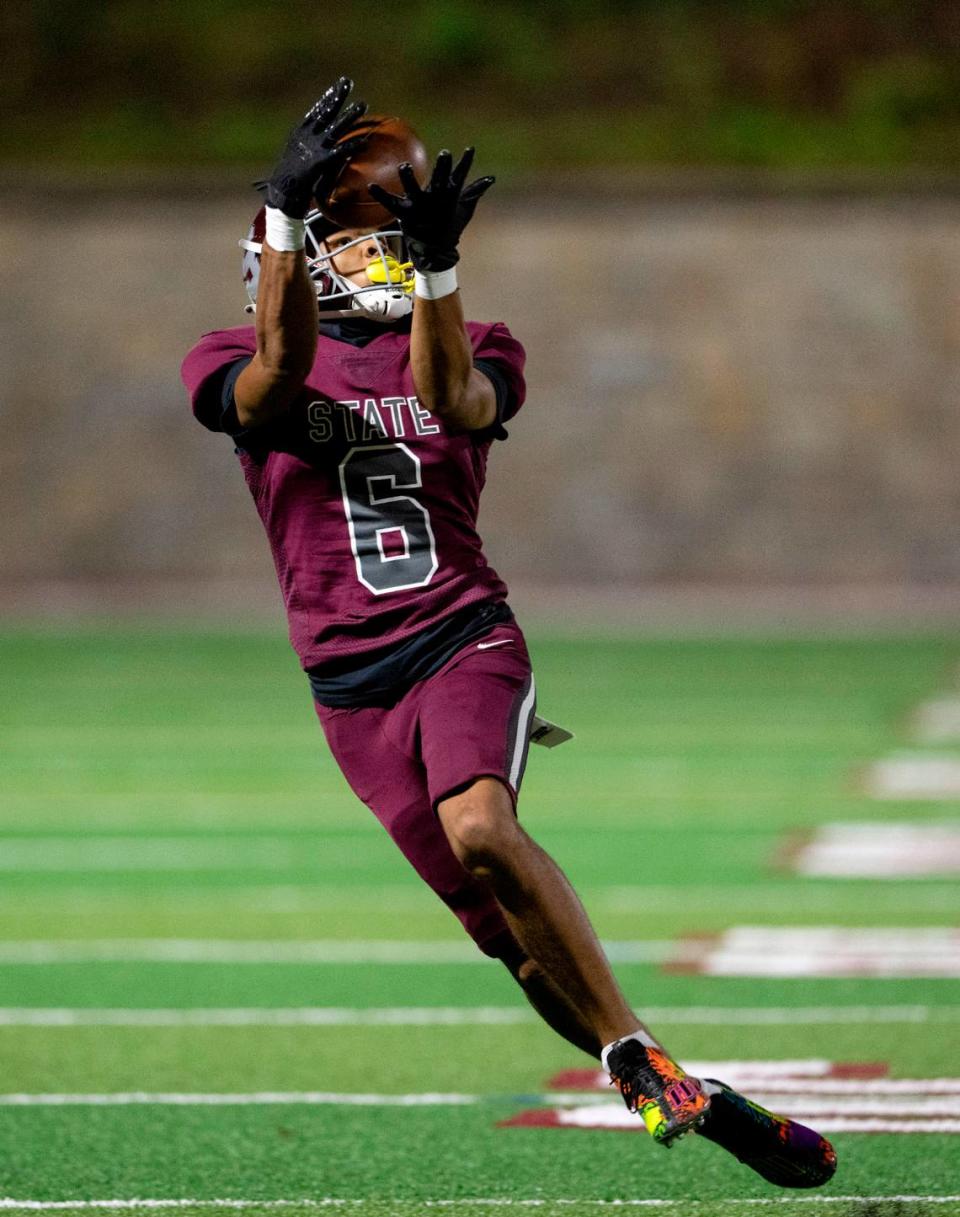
left=314, top=618, right=535, bottom=956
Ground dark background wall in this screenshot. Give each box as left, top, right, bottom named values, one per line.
left=4, top=1, right=959, bottom=607
left=4, top=182, right=957, bottom=590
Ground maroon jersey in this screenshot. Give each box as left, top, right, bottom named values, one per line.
left=181, top=321, right=525, bottom=671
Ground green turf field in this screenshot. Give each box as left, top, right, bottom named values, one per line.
left=1, top=628, right=959, bottom=1217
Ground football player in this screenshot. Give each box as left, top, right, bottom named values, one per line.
left=181, top=78, right=836, bottom=1189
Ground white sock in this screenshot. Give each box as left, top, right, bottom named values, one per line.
left=600, top=1028, right=661, bottom=1073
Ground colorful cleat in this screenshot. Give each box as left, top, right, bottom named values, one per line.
left=696, top=1078, right=838, bottom=1188
left=605, top=1037, right=711, bottom=1146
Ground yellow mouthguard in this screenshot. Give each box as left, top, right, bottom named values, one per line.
left=366, top=256, right=415, bottom=292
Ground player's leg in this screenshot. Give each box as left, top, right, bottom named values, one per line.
left=437, top=775, right=643, bottom=1052
left=438, top=776, right=836, bottom=1179
left=316, top=664, right=701, bottom=1141
left=315, top=691, right=600, bottom=1058
left=420, top=629, right=836, bottom=1179
left=492, top=930, right=600, bottom=1057
left=436, top=775, right=714, bottom=1143
left=317, top=646, right=836, bottom=1182
left=416, top=626, right=657, bottom=1051
left=315, top=698, right=512, bottom=946
left=418, top=627, right=709, bottom=1146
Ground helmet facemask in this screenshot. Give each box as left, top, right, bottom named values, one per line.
left=240, top=206, right=414, bottom=322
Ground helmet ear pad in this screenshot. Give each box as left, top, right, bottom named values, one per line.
left=240, top=204, right=339, bottom=312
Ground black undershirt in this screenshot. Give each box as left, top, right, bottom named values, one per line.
left=307, top=598, right=514, bottom=708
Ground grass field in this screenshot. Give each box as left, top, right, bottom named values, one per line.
left=2, top=627, right=959, bottom=1217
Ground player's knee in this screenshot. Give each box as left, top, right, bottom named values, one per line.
left=445, top=808, right=514, bottom=875
left=437, top=779, right=519, bottom=876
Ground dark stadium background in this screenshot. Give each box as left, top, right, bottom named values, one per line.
left=7, top=1, right=960, bottom=170
left=3, top=0, right=959, bottom=624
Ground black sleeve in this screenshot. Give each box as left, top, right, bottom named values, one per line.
left=191, top=357, right=253, bottom=434
left=217, top=357, right=254, bottom=438
left=472, top=358, right=512, bottom=442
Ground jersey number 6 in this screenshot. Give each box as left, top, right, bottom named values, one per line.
left=339, top=445, right=439, bottom=595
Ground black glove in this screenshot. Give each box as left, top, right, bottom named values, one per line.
left=265, top=77, right=368, bottom=218
left=367, top=148, right=495, bottom=271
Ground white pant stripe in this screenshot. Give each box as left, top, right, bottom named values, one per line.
left=509, top=676, right=537, bottom=790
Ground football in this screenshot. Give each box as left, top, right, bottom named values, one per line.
left=319, top=115, right=429, bottom=230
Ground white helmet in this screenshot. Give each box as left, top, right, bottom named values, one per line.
left=239, top=205, right=415, bottom=322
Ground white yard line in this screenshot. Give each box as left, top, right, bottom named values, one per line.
left=0, top=886, right=440, bottom=913
left=711, top=1094, right=960, bottom=1116
left=5, top=930, right=960, bottom=977
left=0, top=940, right=676, bottom=965
left=678, top=926, right=960, bottom=978
left=0, top=1095, right=953, bottom=1119
left=1, top=1199, right=960, bottom=1211
left=701, top=955, right=960, bottom=978
left=808, top=1119, right=960, bottom=1133
left=549, top=1105, right=960, bottom=1135
left=0, top=941, right=487, bottom=965
left=912, top=697, right=960, bottom=743
left=865, top=754, right=960, bottom=799
left=0, top=1005, right=952, bottom=1027
left=638, top=1004, right=949, bottom=1025
left=792, top=822, right=960, bottom=877
left=706, top=927, right=960, bottom=948
left=552, top=1073, right=960, bottom=1096
left=0, top=1008, right=536, bottom=1027
left=0, top=840, right=313, bottom=872
left=1, top=1089, right=959, bottom=1112
left=707, top=1077, right=960, bottom=1095
left=0, top=1093, right=480, bottom=1107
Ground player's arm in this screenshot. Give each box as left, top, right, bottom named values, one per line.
left=234, top=77, right=368, bottom=429
left=409, top=287, right=496, bottom=430
left=369, top=149, right=496, bottom=431
left=234, top=243, right=319, bottom=427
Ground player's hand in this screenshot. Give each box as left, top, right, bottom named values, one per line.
left=367, top=148, right=495, bottom=271
left=265, top=77, right=368, bottom=218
